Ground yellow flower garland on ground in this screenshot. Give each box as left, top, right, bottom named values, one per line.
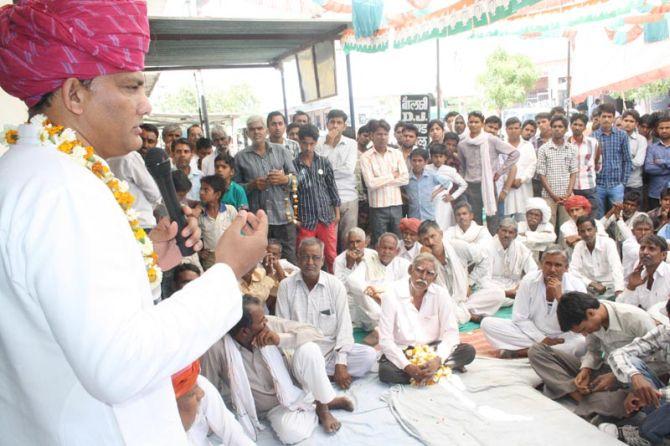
left=3, top=115, right=162, bottom=289
left=404, top=344, right=452, bottom=386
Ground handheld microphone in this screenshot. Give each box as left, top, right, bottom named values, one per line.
left=144, top=148, right=195, bottom=257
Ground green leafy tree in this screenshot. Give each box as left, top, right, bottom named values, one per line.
left=625, top=79, right=670, bottom=111
left=153, top=82, right=260, bottom=116
left=478, top=49, right=539, bottom=114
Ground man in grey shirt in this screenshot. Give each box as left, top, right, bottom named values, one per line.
left=235, top=115, right=298, bottom=263
left=458, top=111, right=519, bottom=233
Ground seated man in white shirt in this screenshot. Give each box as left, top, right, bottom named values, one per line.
left=277, top=238, right=377, bottom=390
left=399, top=217, right=422, bottom=262
left=617, top=234, right=670, bottom=324
left=333, top=227, right=376, bottom=286
left=485, top=218, right=538, bottom=303
left=379, top=253, right=476, bottom=384
left=622, top=213, right=655, bottom=279
left=518, top=197, right=557, bottom=263
left=570, top=216, right=625, bottom=300
left=444, top=201, right=492, bottom=247
left=600, top=191, right=641, bottom=242
left=202, top=296, right=354, bottom=444
left=346, top=233, right=411, bottom=334
left=481, top=246, right=587, bottom=358
left=560, top=195, right=607, bottom=249
left=529, top=292, right=657, bottom=421
left=418, top=220, right=505, bottom=324
left=172, top=360, right=252, bottom=446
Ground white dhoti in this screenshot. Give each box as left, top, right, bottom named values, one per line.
left=324, top=343, right=377, bottom=377
left=480, top=318, right=586, bottom=357
left=465, top=288, right=506, bottom=317
left=267, top=342, right=336, bottom=445
left=349, top=286, right=382, bottom=330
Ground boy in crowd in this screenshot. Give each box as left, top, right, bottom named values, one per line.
left=198, top=175, right=238, bottom=271
left=214, top=153, right=248, bottom=210
left=406, top=148, right=453, bottom=221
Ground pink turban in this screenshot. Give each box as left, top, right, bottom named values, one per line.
left=564, top=195, right=592, bottom=213
left=0, top=0, right=150, bottom=107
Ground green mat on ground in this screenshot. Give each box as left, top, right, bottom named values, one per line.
left=353, top=306, right=514, bottom=343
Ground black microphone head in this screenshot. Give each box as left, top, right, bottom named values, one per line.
left=144, top=148, right=171, bottom=178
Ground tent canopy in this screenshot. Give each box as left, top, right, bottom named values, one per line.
left=146, top=17, right=350, bottom=71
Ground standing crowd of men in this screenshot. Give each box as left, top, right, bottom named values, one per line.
left=118, top=104, right=670, bottom=446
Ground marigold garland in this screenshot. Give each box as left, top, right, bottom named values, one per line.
left=3, top=115, right=162, bottom=289
left=404, top=344, right=452, bottom=386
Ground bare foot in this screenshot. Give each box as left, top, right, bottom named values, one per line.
left=362, top=329, right=379, bottom=347
left=327, top=396, right=354, bottom=412
left=468, top=312, right=486, bottom=324
left=316, top=403, right=341, bottom=433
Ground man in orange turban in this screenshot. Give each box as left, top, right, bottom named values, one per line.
left=399, top=217, right=422, bottom=262
left=0, top=1, right=269, bottom=444
left=560, top=194, right=606, bottom=248
left=172, top=360, right=252, bottom=445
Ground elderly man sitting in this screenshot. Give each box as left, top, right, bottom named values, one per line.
left=419, top=220, right=505, bottom=324
left=569, top=216, right=625, bottom=300
left=333, top=227, right=376, bottom=285
left=444, top=201, right=492, bottom=247
left=171, top=360, right=252, bottom=446
left=202, top=296, right=354, bottom=444
left=485, top=217, right=538, bottom=304
left=346, top=233, right=411, bottom=335
left=621, top=214, right=655, bottom=278
left=399, top=217, right=422, bottom=262
left=379, top=253, right=476, bottom=384
left=517, top=197, right=557, bottom=263
left=481, top=246, right=587, bottom=358
left=277, top=238, right=377, bottom=390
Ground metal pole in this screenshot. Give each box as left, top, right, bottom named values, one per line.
left=279, top=63, right=289, bottom=120
left=345, top=52, right=356, bottom=130
left=436, top=38, right=442, bottom=120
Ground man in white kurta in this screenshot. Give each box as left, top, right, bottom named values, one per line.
left=419, top=221, right=505, bottom=324
left=518, top=198, right=557, bottom=262
left=481, top=248, right=587, bottom=358
left=569, top=217, right=625, bottom=300
left=345, top=233, right=411, bottom=330
left=0, top=3, right=268, bottom=444
left=621, top=213, right=655, bottom=279
left=444, top=201, right=492, bottom=248
left=503, top=119, right=537, bottom=220
left=485, top=218, right=538, bottom=304
left=617, top=234, right=670, bottom=324
left=378, top=253, right=475, bottom=384
left=277, top=238, right=376, bottom=389
left=398, top=217, right=423, bottom=262
left=202, top=298, right=351, bottom=444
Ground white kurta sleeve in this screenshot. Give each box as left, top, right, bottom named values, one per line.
left=435, top=292, right=460, bottom=361
left=511, top=281, right=546, bottom=342
left=379, top=293, right=410, bottom=370
left=568, top=245, right=593, bottom=287
left=196, top=375, right=254, bottom=446
left=24, top=178, right=242, bottom=405
left=607, top=241, right=625, bottom=292
left=332, top=277, right=355, bottom=365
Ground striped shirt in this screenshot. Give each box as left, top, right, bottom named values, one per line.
left=359, top=146, right=409, bottom=208
left=608, top=324, right=670, bottom=400
left=233, top=142, right=297, bottom=225
left=536, top=139, right=578, bottom=198
left=593, top=127, right=632, bottom=188
left=569, top=135, right=598, bottom=191
left=293, top=154, right=341, bottom=230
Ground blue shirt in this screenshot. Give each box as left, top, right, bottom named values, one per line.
left=405, top=169, right=452, bottom=221
left=644, top=140, right=670, bottom=199
left=593, top=127, right=632, bottom=188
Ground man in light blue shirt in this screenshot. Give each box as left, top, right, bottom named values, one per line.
left=406, top=148, right=452, bottom=221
